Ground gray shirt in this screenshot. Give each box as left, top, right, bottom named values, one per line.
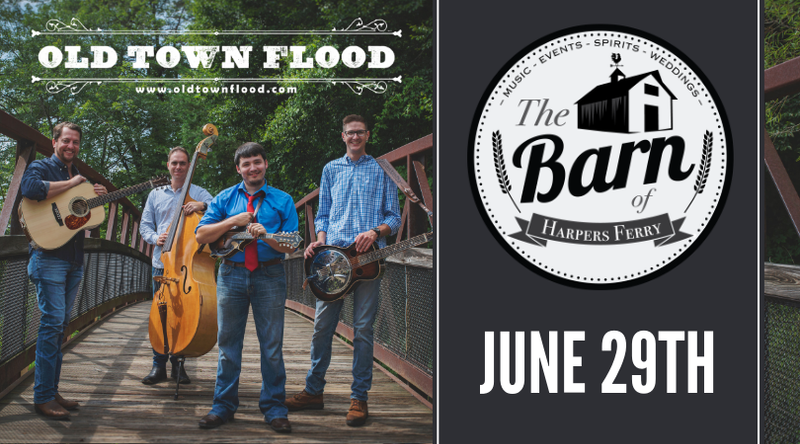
left=140, top=184, right=213, bottom=269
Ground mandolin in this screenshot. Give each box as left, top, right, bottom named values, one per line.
left=19, top=175, right=170, bottom=250
left=208, top=229, right=303, bottom=259
left=304, top=231, right=434, bottom=302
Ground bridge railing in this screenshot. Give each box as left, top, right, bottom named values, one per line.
left=765, top=57, right=800, bottom=442
left=764, top=263, right=800, bottom=443
left=0, top=113, right=153, bottom=397
left=288, top=135, right=434, bottom=398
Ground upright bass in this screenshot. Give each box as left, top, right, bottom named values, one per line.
left=148, top=124, right=218, bottom=396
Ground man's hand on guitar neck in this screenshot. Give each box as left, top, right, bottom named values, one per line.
left=353, top=224, right=388, bottom=253
left=247, top=222, right=296, bottom=254
left=246, top=222, right=266, bottom=238
left=354, top=230, right=379, bottom=253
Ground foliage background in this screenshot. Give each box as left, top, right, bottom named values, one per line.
left=0, top=0, right=432, bottom=235
left=766, top=0, right=800, bottom=263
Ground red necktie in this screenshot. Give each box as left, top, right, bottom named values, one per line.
left=245, top=192, right=261, bottom=271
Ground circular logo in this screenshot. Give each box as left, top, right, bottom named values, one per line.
left=469, top=25, right=732, bottom=287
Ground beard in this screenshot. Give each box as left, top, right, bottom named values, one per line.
left=244, top=172, right=265, bottom=187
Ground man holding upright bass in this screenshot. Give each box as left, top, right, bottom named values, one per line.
left=139, top=146, right=213, bottom=385
left=195, top=142, right=298, bottom=433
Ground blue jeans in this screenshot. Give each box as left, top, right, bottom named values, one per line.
left=151, top=268, right=177, bottom=367
left=28, top=250, right=83, bottom=404
left=209, top=262, right=288, bottom=422
left=305, top=277, right=381, bottom=401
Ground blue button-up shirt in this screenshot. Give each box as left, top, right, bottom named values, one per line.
left=315, top=154, right=401, bottom=249
left=197, top=180, right=299, bottom=262
left=20, top=154, right=85, bottom=264
left=140, top=184, right=213, bottom=269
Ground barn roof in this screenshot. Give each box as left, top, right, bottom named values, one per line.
left=575, top=70, right=677, bottom=104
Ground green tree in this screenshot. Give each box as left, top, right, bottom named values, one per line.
left=187, top=0, right=433, bottom=201
left=766, top=0, right=800, bottom=263
left=1, top=0, right=432, bottom=222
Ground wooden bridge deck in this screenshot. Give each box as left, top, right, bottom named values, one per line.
left=0, top=302, right=432, bottom=443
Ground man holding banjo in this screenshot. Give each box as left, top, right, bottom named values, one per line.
left=285, top=114, right=401, bottom=427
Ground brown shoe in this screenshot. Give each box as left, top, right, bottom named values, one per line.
left=34, top=400, right=70, bottom=420
left=54, top=393, right=79, bottom=411
left=285, top=389, right=323, bottom=411
left=198, top=414, right=227, bottom=429
left=346, top=399, right=368, bottom=427
left=269, top=417, right=292, bottom=433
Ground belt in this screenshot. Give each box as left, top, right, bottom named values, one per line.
left=222, top=258, right=282, bottom=269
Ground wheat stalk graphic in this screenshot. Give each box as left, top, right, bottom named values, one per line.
left=493, top=130, right=520, bottom=213
left=684, top=130, right=712, bottom=213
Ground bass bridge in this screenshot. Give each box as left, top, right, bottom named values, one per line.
left=152, top=275, right=179, bottom=356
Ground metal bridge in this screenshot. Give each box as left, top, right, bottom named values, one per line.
left=765, top=56, right=800, bottom=443
left=0, top=112, right=433, bottom=442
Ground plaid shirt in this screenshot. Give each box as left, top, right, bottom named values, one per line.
left=315, top=154, right=401, bottom=248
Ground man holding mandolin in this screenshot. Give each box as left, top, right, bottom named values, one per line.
left=286, top=115, right=401, bottom=427
left=20, top=122, right=108, bottom=419
left=195, top=142, right=298, bottom=433
left=139, top=146, right=213, bottom=386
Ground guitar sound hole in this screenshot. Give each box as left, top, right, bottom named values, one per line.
left=355, top=268, right=363, bottom=276
left=70, top=199, right=89, bottom=217
left=349, top=250, right=357, bottom=257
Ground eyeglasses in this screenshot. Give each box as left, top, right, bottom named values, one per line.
left=344, top=130, right=368, bottom=137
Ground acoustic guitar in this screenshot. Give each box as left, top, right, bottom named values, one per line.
left=208, top=230, right=303, bottom=259
left=304, top=231, right=434, bottom=302
left=19, top=175, right=170, bottom=250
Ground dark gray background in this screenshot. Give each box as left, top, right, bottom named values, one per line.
left=438, top=0, right=758, bottom=442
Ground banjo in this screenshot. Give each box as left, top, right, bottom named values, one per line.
left=304, top=232, right=433, bottom=302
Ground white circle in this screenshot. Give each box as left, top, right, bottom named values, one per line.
left=471, top=28, right=730, bottom=286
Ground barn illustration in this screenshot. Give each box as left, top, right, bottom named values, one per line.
left=575, top=69, right=676, bottom=133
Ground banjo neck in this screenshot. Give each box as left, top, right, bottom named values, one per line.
left=350, top=232, right=434, bottom=267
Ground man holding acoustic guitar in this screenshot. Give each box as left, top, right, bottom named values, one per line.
left=139, top=146, right=213, bottom=386
left=286, top=114, right=401, bottom=427
left=195, top=142, right=298, bottom=433
left=20, top=122, right=108, bottom=419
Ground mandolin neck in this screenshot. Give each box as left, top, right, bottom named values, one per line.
left=237, top=232, right=289, bottom=243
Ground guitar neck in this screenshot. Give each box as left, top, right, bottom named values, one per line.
left=86, top=179, right=159, bottom=209
left=353, top=232, right=433, bottom=267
